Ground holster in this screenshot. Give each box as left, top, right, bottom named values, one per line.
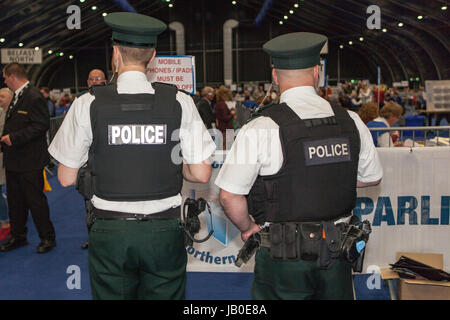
left=337, top=218, right=371, bottom=273
left=85, top=200, right=95, bottom=233
left=76, top=166, right=94, bottom=200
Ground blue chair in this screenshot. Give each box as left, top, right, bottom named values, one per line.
left=403, top=115, right=425, bottom=139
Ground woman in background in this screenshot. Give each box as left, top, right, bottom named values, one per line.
left=215, top=86, right=236, bottom=149
left=366, top=102, right=403, bottom=147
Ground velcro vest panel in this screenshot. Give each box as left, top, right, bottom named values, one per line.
left=88, top=83, right=183, bottom=201
left=248, top=103, right=360, bottom=223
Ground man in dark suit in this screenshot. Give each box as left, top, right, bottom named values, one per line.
left=196, top=86, right=216, bottom=129
left=0, top=63, right=56, bottom=253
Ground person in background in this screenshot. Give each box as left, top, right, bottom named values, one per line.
left=242, top=90, right=258, bottom=109
left=358, top=102, right=379, bottom=124
left=0, top=63, right=56, bottom=253
left=0, top=88, right=13, bottom=242
left=349, top=92, right=362, bottom=112
left=58, top=93, right=71, bottom=107
left=384, top=93, right=395, bottom=103
left=252, top=83, right=265, bottom=101
left=215, top=86, right=236, bottom=149
left=366, top=102, right=403, bottom=147
left=358, top=84, right=372, bottom=104
left=87, top=69, right=107, bottom=88
left=196, top=86, right=216, bottom=129
left=393, top=91, right=403, bottom=107
left=40, top=87, right=55, bottom=117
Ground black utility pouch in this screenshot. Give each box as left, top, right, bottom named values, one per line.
left=317, top=222, right=341, bottom=269
left=299, top=223, right=322, bottom=261
left=269, top=223, right=284, bottom=260
left=76, top=167, right=93, bottom=200
left=269, top=223, right=299, bottom=260
left=284, top=223, right=298, bottom=260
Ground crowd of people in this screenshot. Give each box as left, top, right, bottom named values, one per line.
left=192, top=79, right=433, bottom=149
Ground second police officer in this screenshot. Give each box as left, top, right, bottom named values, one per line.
left=49, top=12, right=216, bottom=300
left=216, top=32, right=383, bottom=300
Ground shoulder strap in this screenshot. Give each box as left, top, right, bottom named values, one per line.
left=89, top=83, right=117, bottom=97
left=330, top=103, right=353, bottom=125
left=153, top=82, right=178, bottom=106
left=260, top=103, right=307, bottom=129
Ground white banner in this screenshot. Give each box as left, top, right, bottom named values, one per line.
left=183, top=151, right=253, bottom=272
left=183, top=147, right=450, bottom=272
left=1, top=48, right=42, bottom=64
left=146, top=55, right=196, bottom=95
left=357, top=147, right=450, bottom=271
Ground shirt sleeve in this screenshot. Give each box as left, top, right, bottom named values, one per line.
left=347, top=111, right=383, bottom=182
left=177, top=92, right=216, bottom=164
left=48, top=94, right=94, bottom=168
left=215, top=117, right=282, bottom=195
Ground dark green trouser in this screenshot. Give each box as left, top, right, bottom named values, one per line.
left=252, top=247, right=354, bottom=300
left=88, top=218, right=187, bottom=300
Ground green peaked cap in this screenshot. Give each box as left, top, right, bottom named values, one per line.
left=263, top=32, right=327, bottom=69
left=104, top=12, right=167, bottom=48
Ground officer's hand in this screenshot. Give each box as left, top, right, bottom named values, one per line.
left=0, top=134, right=11, bottom=146
left=241, top=222, right=261, bottom=242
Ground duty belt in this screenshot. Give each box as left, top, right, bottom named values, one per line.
left=258, top=219, right=347, bottom=249
left=92, top=206, right=180, bottom=221
left=236, top=217, right=371, bottom=272
left=258, top=221, right=341, bottom=263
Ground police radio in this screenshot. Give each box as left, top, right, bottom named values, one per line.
left=182, top=198, right=214, bottom=247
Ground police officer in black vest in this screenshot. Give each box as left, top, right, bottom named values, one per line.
left=49, top=12, right=216, bottom=299
left=216, top=32, right=383, bottom=300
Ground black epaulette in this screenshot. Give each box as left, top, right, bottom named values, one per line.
left=152, top=82, right=179, bottom=92
left=246, top=102, right=277, bottom=124
left=88, top=83, right=111, bottom=96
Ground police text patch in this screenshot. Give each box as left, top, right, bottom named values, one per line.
left=108, top=124, right=167, bottom=145
left=303, top=138, right=351, bottom=166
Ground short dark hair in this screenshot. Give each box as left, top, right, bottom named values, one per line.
left=3, top=63, right=27, bottom=79
left=117, top=46, right=155, bottom=68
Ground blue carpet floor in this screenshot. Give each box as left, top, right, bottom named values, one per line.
left=0, top=169, right=392, bottom=300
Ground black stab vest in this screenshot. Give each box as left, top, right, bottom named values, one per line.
left=88, top=82, right=183, bottom=201
left=247, top=102, right=361, bottom=223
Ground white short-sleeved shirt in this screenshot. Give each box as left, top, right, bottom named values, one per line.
left=215, top=86, right=383, bottom=195
left=49, top=71, right=216, bottom=214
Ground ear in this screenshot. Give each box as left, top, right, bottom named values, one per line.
left=313, top=65, right=320, bottom=87
left=272, top=69, right=279, bottom=85
left=150, top=49, right=157, bottom=63
left=112, top=45, right=119, bottom=59
left=112, top=46, right=121, bottom=72
left=314, top=65, right=319, bottom=79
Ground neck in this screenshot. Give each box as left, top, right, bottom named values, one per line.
left=13, top=79, right=28, bottom=92
left=118, top=65, right=146, bottom=76
left=279, top=82, right=315, bottom=95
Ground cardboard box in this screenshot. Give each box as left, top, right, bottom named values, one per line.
left=380, top=252, right=450, bottom=300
